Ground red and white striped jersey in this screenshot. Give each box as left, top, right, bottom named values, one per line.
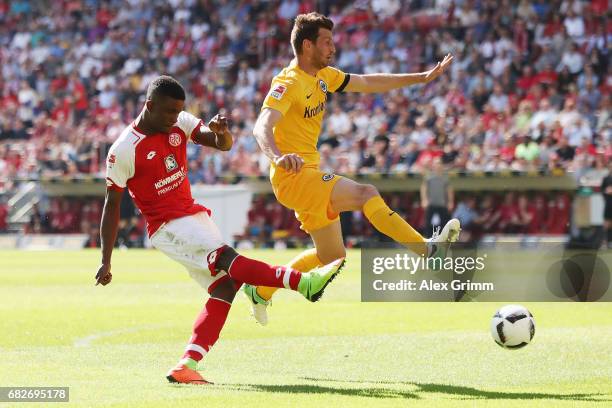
left=106, top=111, right=210, bottom=236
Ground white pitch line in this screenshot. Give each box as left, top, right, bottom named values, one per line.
left=73, top=324, right=171, bottom=347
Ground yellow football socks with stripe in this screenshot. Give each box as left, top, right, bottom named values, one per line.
left=363, top=195, right=427, bottom=256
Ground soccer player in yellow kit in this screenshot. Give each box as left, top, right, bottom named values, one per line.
left=245, top=13, right=460, bottom=324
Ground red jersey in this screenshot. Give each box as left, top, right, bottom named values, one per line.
left=106, top=111, right=210, bottom=236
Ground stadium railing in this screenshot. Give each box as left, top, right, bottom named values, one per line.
left=16, top=170, right=577, bottom=197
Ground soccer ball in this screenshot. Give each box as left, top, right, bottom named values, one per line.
left=490, top=304, right=535, bottom=349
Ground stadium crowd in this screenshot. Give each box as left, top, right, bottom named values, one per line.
left=0, top=0, right=610, bottom=240
left=1, top=0, right=610, bottom=183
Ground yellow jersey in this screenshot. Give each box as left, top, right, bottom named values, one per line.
left=262, top=60, right=349, bottom=168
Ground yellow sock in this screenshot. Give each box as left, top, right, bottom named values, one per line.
left=256, top=248, right=323, bottom=301
left=363, top=195, right=427, bottom=256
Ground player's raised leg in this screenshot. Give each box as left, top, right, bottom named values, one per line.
left=212, top=245, right=344, bottom=302
left=245, top=248, right=324, bottom=325
left=308, top=220, right=347, bottom=263
left=330, top=177, right=427, bottom=254
left=251, top=221, right=344, bottom=302
left=329, top=177, right=460, bottom=256
left=253, top=248, right=324, bottom=300
left=245, top=221, right=346, bottom=324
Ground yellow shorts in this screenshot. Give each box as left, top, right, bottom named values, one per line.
left=271, top=165, right=342, bottom=233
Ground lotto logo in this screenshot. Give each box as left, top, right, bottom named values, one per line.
left=207, top=250, right=217, bottom=265
left=206, top=248, right=222, bottom=276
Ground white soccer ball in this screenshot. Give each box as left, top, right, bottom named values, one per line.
left=490, top=304, right=535, bottom=349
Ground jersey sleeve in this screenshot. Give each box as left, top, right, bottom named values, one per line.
left=177, top=111, right=204, bottom=141
left=262, top=78, right=298, bottom=116
left=320, top=66, right=350, bottom=93
left=105, top=141, right=134, bottom=192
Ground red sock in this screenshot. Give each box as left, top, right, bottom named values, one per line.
left=207, top=275, right=243, bottom=295
left=227, top=255, right=302, bottom=290
left=182, top=297, right=231, bottom=362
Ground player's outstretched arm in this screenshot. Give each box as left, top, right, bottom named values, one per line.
left=253, top=108, right=304, bottom=173
left=96, top=187, right=123, bottom=286
left=343, top=54, right=453, bottom=93
left=192, top=114, right=234, bottom=151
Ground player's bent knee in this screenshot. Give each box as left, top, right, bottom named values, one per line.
left=318, top=247, right=346, bottom=264
left=207, top=245, right=239, bottom=275
left=209, top=277, right=238, bottom=303
left=359, top=184, right=379, bottom=204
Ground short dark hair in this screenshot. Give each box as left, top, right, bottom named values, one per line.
left=291, top=12, right=334, bottom=55
left=146, top=75, right=186, bottom=101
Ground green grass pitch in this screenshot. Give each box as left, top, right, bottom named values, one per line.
left=1, top=249, right=611, bottom=407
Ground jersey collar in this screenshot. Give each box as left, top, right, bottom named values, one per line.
left=292, top=59, right=320, bottom=79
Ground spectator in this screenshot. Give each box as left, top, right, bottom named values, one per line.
left=530, top=98, right=557, bottom=131
left=515, top=135, right=540, bottom=163
left=516, top=194, right=535, bottom=233
left=546, top=193, right=571, bottom=234
left=327, top=105, right=352, bottom=137
left=452, top=196, right=481, bottom=240
left=563, top=9, right=585, bottom=40
left=556, top=135, right=576, bottom=162
left=578, top=78, right=601, bottom=112
left=557, top=43, right=584, bottom=75
left=27, top=203, right=50, bottom=233
left=420, top=158, right=454, bottom=234
left=497, top=192, right=520, bottom=233
left=488, top=83, right=510, bottom=113
left=479, top=195, right=501, bottom=234
left=360, top=134, right=392, bottom=173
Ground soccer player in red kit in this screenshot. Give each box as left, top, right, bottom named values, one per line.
left=95, top=76, right=344, bottom=384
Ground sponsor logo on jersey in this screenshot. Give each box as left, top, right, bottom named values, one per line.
left=322, top=173, right=335, bottom=181
left=154, top=166, right=187, bottom=195
left=154, top=167, right=185, bottom=189
left=164, top=154, right=178, bottom=172
left=304, top=100, right=326, bottom=118
left=147, top=151, right=156, bottom=160
left=269, top=84, right=287, bottom=100
left=169, top=133, right=181, bottom=147
left=108, top=154, right=116, bottom=166
left=319, top=79, right=328, bottom=93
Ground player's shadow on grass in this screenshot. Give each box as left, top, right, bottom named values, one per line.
left=221, top=383, right=418, bottom=399
left=292, top=378, right=611, bottom=402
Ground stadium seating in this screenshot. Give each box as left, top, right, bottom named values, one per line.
left=0, top=0, right=609, bottom=243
